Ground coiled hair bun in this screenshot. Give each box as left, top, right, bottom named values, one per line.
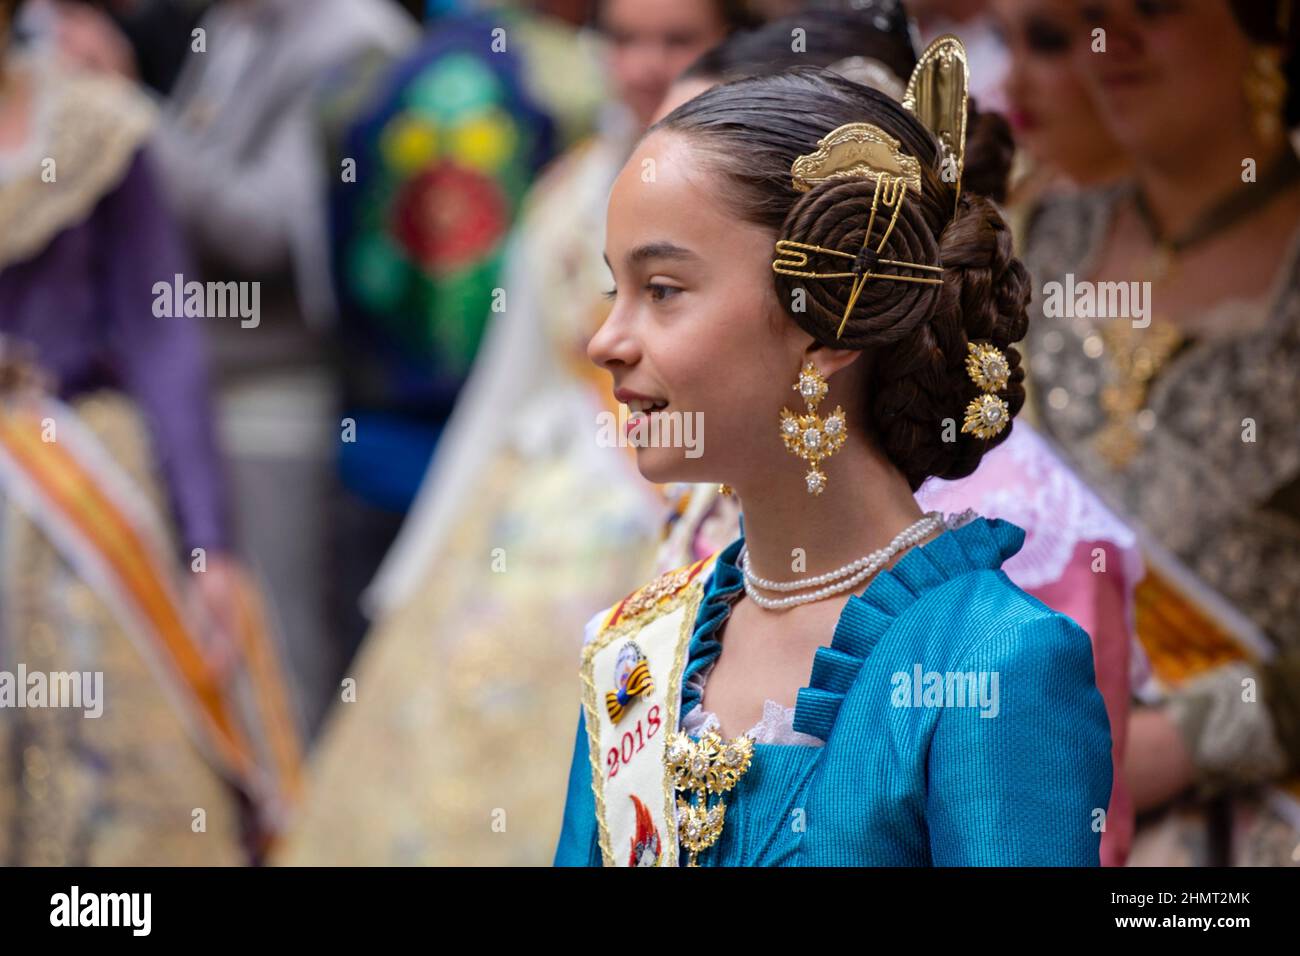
left=654, top=68, right=1030, bottom=490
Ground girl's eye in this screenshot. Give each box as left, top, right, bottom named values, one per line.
left=647, top=283, right=681, bottom=302
left=601, top=287, right=617, bottom=301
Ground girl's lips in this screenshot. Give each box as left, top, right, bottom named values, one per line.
left=625, top=403, right=669, bottom=438
left=614, top=387, right=665, bottom=406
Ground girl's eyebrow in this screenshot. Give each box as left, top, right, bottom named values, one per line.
left=602, top=243, right=700, bottom=274
left=628, top=241, right=699, bottom=265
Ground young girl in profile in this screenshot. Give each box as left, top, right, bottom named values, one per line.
left=554, top=40, right=1112, bottom=867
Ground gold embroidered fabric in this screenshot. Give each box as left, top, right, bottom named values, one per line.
left=0, top=63, right=155, bottom=270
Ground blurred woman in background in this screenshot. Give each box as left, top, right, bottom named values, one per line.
left=1024, top=0, right=1300, bottom=866
left=990, top=0, right=1128, bottom=217
left=0, top=0, right=297, bottom=864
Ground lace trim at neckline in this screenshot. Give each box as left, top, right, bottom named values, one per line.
left=680, top=664, right=825, bottom=747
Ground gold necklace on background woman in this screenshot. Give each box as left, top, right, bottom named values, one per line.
left=1093, top=149, right=1300, bottom=469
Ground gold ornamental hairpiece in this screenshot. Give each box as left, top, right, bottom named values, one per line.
left=789, top=122, right=922, bottom=193
left=902, top=34, right=970, bottom=212
left=961, top=341, right=1011, bottom=440
left=771, top=36, right=971, bottom=341
left=774, top=160, right=943, bottom=339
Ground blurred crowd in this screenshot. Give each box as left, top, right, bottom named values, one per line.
left=0, top=0, right=1297, bottom=867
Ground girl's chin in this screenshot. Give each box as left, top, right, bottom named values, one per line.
left=632, top=450, right=701, bottom=486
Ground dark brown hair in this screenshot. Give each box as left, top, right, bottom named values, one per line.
left=652, top=68, right=1029, bottom=491
left=683, top=6, right=917, bottom=87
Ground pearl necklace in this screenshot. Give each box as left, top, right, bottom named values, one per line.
left=739, top=511, right=945, bottom=611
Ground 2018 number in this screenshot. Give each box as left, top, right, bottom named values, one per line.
left=605, top=705, right=662, bottom=778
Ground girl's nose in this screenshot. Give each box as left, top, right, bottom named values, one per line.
left=587, top=306, right=640, bottom=371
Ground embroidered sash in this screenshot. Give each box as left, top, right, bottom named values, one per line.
left=580, top=554, right=717, bottom=866
left=0, top=394, right=301, bottom=826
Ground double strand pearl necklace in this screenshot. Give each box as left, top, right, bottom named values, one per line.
left=739, top=511, right=945, bottom=611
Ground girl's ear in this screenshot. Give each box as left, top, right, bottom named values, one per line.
left=804, top=342, right=863, bottom=378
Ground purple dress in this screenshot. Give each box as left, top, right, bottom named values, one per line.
left=0, top=146, right=229, bottom=552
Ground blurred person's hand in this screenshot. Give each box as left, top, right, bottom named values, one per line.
left=1125, top=705, right=1196, bottom=813
left=53, top=1, right=137, bottom=79
left=192, top=552, right=247, bottom=681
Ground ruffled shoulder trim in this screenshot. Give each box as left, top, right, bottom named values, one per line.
left=679, top=536, right=744, bottom=719
left=792, top=516, right=1026, bottom=739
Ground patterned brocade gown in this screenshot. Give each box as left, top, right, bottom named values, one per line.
left=1022, top=185, right=1300, bottom=867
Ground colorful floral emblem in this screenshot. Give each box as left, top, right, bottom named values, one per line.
left=391, top=162, right=507, bottom=272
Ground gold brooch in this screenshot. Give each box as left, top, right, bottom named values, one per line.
left=621, top=567, right=692, bottom=619
left=665, top=729, right=754, bottom=866
left=961, top=341, right=1011, bottom=439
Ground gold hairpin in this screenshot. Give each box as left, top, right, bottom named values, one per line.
left=774, top=137, right=943, bottom=338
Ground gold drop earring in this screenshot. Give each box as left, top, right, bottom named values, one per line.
left=779, top=362, right=846, bottom=495
left=1243, top=45, right=1287, bottom=149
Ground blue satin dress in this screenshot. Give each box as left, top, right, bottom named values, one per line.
left=553, top=516, right=1114, bottom=866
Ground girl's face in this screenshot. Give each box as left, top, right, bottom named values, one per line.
left=992, top=0, right=1118, bottom=177
left=601, top=0, right=729, bottom=128
left=1073, top=0, right=1254, bottom=156
left=587, top=129, right=813, bottom=486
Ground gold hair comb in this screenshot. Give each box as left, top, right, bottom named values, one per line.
left=789, top=122, right=922, bottom=193
left=903, top=35, right=970, bottom=212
